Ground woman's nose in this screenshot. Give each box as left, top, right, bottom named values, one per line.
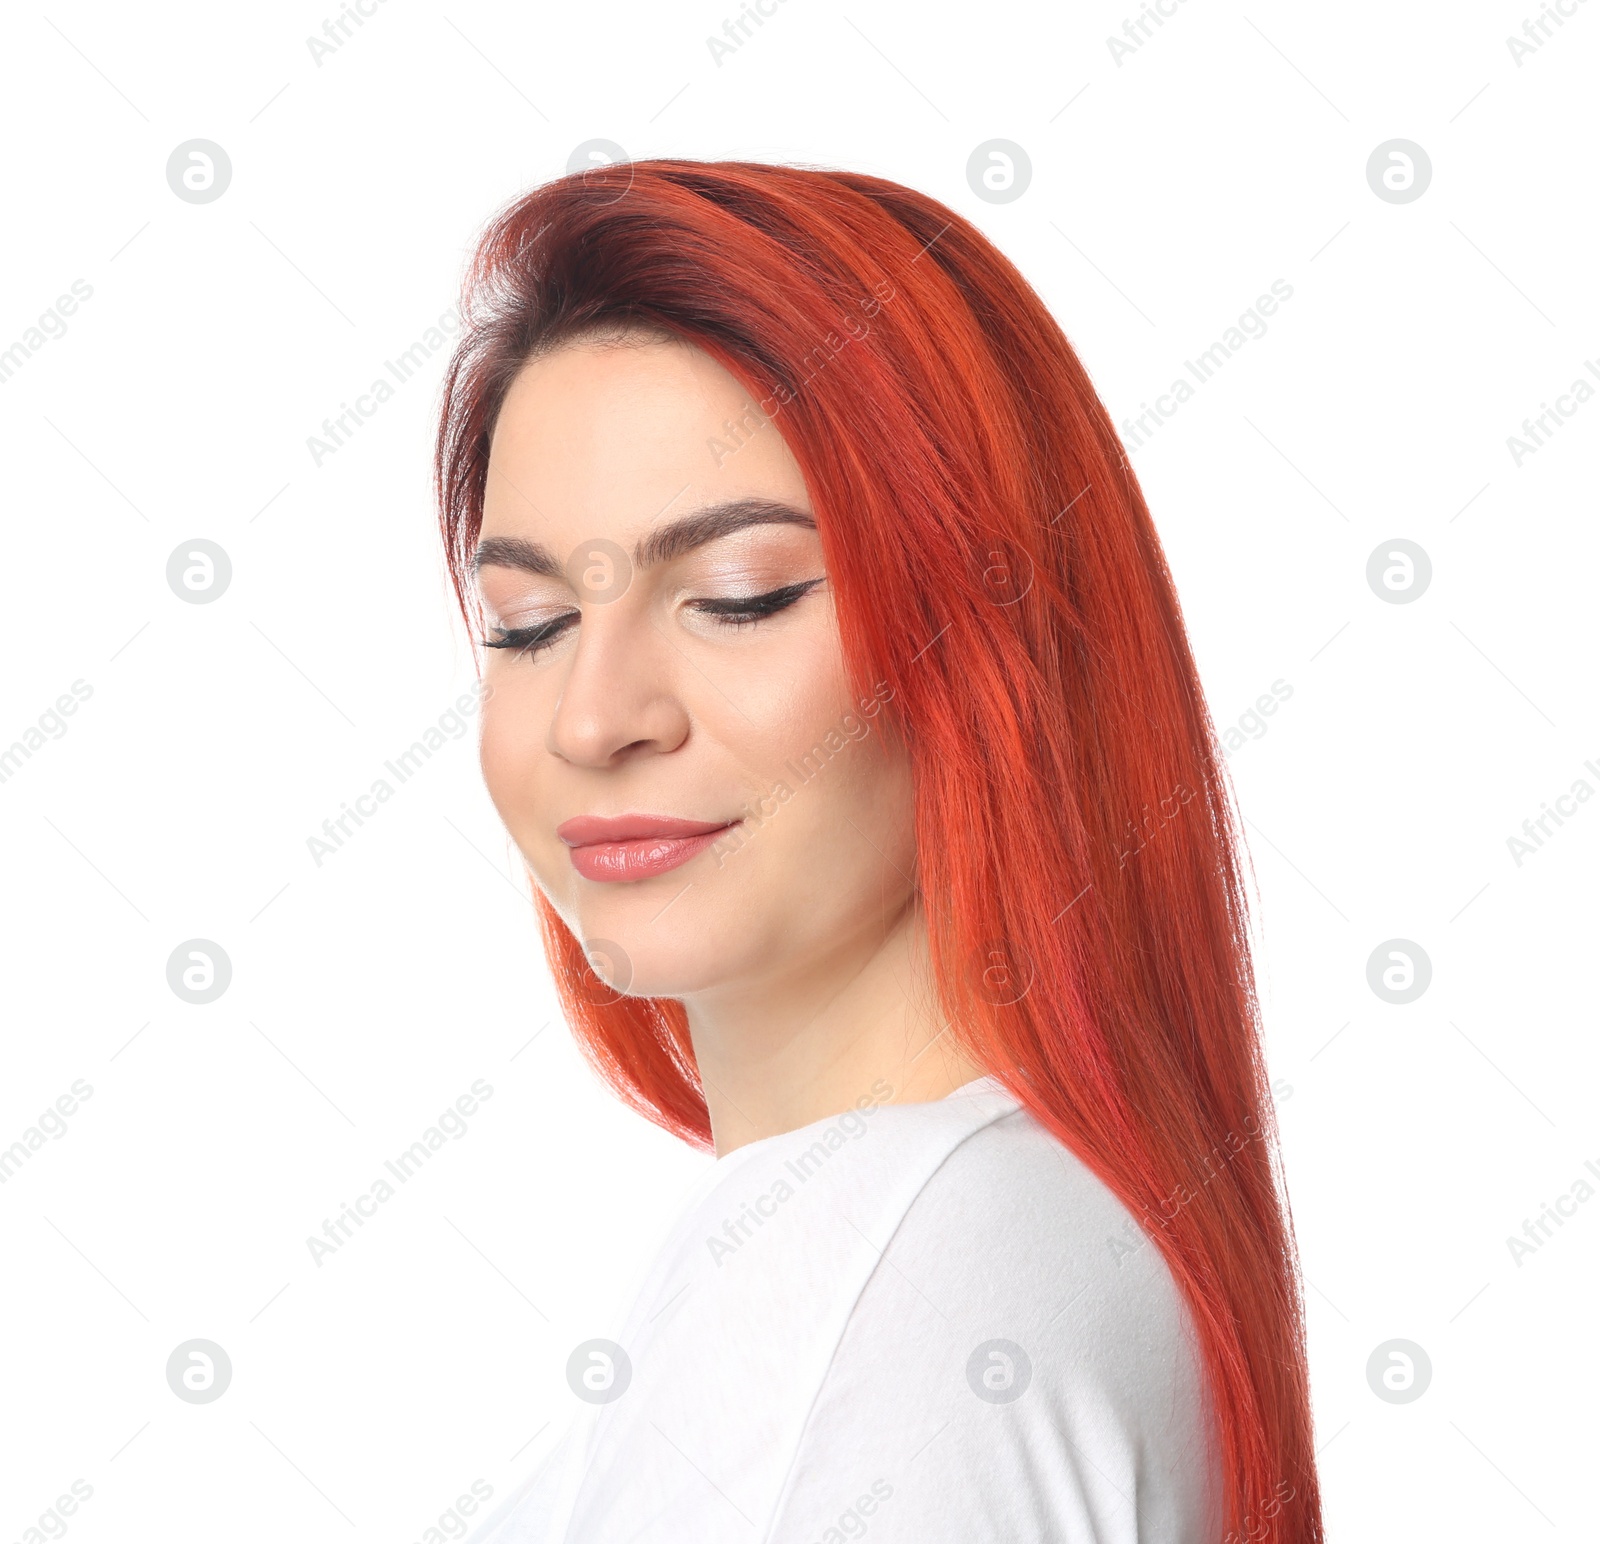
left=545, top=606, right=692, bottom=768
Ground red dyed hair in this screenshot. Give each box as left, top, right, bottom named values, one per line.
left=436, top=159, right=1320, bottom=1541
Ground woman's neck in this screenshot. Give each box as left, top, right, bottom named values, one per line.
left=682, top=900, right=988, bottom=1157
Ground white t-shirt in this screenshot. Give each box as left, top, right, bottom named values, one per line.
left=465, top=1075, right=1221, bottom=1543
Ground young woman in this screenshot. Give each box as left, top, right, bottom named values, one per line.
left=440, top=159, right=1321, bottom=1543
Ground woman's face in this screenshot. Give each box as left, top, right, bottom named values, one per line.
left=475, top=333, right=916, bottom=1004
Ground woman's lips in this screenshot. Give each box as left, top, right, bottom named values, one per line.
left=556, top=814, right=737, bottom=883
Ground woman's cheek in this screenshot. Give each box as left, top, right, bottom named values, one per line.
left=744, top=629, right=855, bottom=773
left=479, top=689, right=552, bottom=846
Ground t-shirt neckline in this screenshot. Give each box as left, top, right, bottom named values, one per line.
left=711, top=1071, right=1010, bottom=1167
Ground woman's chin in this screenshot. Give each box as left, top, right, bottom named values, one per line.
left=570, top=924, right=754, bottom=1004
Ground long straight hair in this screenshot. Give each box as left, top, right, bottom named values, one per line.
left=436, top=158, right=1320, bottom=1541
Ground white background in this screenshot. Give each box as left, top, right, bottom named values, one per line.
left=1, top=1, right=1595, bottom=1539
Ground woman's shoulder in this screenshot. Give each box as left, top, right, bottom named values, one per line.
left=765, top=1101, right=1223, bottom=1542
left=863, top=1101, right=1212, bottom=1398
left=906, top=1100, right=1194, bottom=1320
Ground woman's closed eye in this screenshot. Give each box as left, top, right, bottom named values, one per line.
left=686, top=577, right=825, bottom=626
left=481, top=613, right=579, bottom=658
left=482, top=577, right=825, bottom=658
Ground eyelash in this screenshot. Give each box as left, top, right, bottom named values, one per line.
left=481, top=578, right=824, bottom=658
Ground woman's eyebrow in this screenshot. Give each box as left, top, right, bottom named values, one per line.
left=473, top=498, right=816, bottom=578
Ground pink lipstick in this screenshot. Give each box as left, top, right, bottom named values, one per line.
left=556, top=813, right=737, bottom=883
